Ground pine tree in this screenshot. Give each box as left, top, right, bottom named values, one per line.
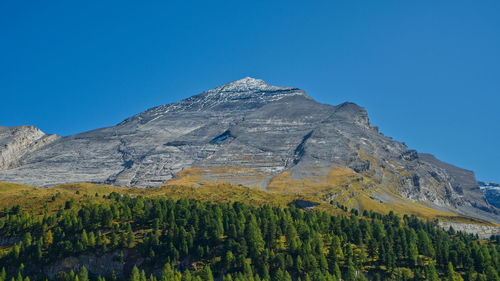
left=367, top=238, right=377, bottom=260
left=243, top=260, right=253, bottom=276
left=181, top=270, right=192, bottom=281
left=127, top=226, right=136, bottom=248
left=425, top=263, right=439, bottom=281
left=465, top=268, right=475, bottom=281
left=200, top=267, right=213, bottom=281
left=418, top=230, right=435, bottom=258
left=446, top=262, right=456, bottom=281
left=43, top=230, right=53, bottom=248
left=89, top=231, right=96, bottom=247
left=245, top=215, right=265, bottom=260
left=22, top=232, right=32, bottom=246
left=111, top=232, right=119, bottom=248
left=345, top=259, right=357, bottom=281
left=285, top=224, right=298, bottom=243
left=408, top=239, right=418, bottom=267
left=78, top=266, right=89, bottom=281
left=331, top=262, right=341, bottom=280
left=485, top=266, right=500, bottom=281
left=296, top=255, right=304, bottom=274
left=162, top=263, right=175, bottom=281
left=81, top=230, right=89, bottom=249
left=130, top=266, right=140, bottom=281
left=36, top=243, right=43, bottom=262
left=223, top=250, right=234, bottom=272
left=272, top=269, right=284, bottom=281
left=283, top=271, right=292, bottom=281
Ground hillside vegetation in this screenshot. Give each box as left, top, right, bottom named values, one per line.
left=0, top=182, right=499, bottom=281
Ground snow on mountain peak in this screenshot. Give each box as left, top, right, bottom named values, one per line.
left=209, top=77, right=294, bottom=93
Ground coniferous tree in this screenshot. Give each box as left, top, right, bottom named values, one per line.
left=425, top=263, right=439, bottom=281
left=78, top=266, right=88, bottom=281
left=43, top=230, right=53, bottom=248
left=245, top=215, right=265, bottom=260
left=88, top=231, right=96, bottom=248
left=130, top=266, right=140, bottom=281
left=1, top=267, right=6, bottom=281
left=446, top=262, right=456, bottom=281
left=485, top=266, right=500, bottom=281
left=81, top=230, right=88, bottom=249
left=127, top=225, right=135, bottom=248
left=200, top=267, right=213, bottom=281
left=272, top=269, right=284, bottom=281
left=408, top=239, right=418, bottom=267
left=345, top=259, right=357, bottom=281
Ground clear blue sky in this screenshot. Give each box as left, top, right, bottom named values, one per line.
left=1, top=1, right=499, bottom=181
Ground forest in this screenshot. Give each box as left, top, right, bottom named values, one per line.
left=0, top=192, right=499, bottom=281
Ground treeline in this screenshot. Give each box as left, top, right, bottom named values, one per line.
left=0, top=192, right=499, bottom=281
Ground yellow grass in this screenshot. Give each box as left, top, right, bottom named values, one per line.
left=0, top=181, right=334, bottom=215
left=164, top=166, right=272, bottom=189
left=0, top=162, right=496, bottom=227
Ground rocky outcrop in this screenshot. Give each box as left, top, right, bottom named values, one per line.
left=0, top=126, right=60, bottom=170
left=0, top=236, right=19, bottom=246
left=479, top=181, right=500, bottom=208
left=439, top=221, right=500, bottom=239
left=0, top=77, right=497, bottom=223
left=25, top=249, right=139, bottom=279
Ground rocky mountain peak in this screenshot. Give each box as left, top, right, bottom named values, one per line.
left=133, top=77, right=309, bottom=116
left=201, top=77, right=308, bottom=101
left=209, top=77, right=292, bottom=93
left=179, top=77, right=308, bottom=111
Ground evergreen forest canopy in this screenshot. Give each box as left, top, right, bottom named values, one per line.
left=0, top=193, right=499, bottom=281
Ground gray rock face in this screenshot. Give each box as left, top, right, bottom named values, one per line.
left=0, top=77, right=497, bottom=222
left=438, top=221, right=500, bottom=239
left=479, top=181, right=500, bottom=209
left=0, top=125, right=60, bottom=170
left=39, top=250, right=135, bottom=279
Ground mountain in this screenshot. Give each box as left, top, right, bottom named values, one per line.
left=479, top=181, right=500, bottom=209
left=0, top=77, right=498, bottom=223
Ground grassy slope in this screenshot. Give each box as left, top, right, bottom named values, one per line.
left=0, top=168, right=495, bottom=226
left=160, top=166, right=496, bottom=225
left=0, top=182, right=334, bottom=216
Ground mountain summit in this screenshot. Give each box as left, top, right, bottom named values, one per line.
left=210, top=77, right=294, bottom=92
left=0, top=78, right=497, bottom=223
